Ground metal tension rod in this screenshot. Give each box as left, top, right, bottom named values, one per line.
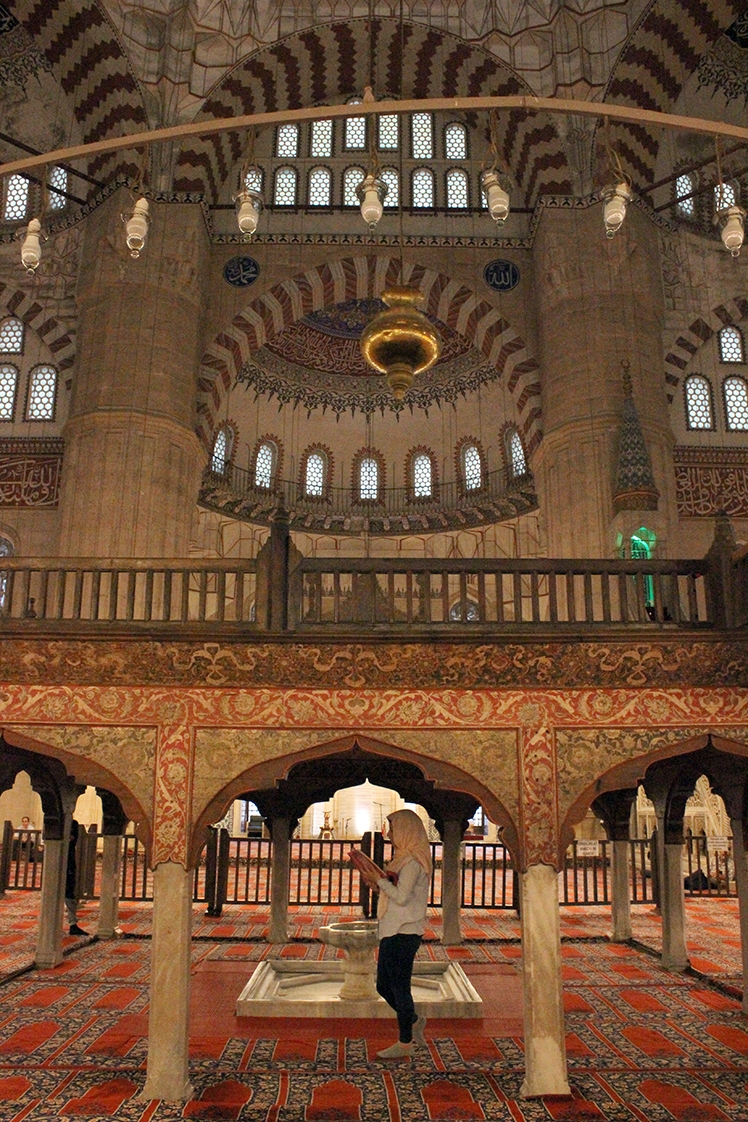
left=1, top=96, right=748, bottom=181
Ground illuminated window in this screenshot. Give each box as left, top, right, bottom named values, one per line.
left=276, top=124, right=298, bottom=159
left=0, top=365, right=18, bottom=421
left=412, top=167, right=434, bottom=209
left=508, top=430, right=527, bottom=477
left=0, top=317, right=24, bottom=354
left=273, top=166, right=297, bottom=206
left=631, top=529, right=655, bottom=605
left=244, top=167, right=263, bottom=193
left=343, top=166, right=365, bottom=207
left=724, top=376, right=748, bottom=431
left=462, top=443, right=482, bottom=491
left=304, top=451, right=325, bottom=497
left=211, top=426, right=233, bottom=472
left=676, top=173, right=694, bottom=218
left=412, top=453, right=433, bottom=498
left=255, top=441, right=277, bottom=488
left=445, top=123, right=467, bottom=161
left=411, top=113, right=433, bottom=160
left=3, top=175, right=29, bottom=221
left=308, top=167, right=331, bottom=206
left=310, top=119, right=333, bottom=158
left=715, top=182, right=737, bottom=210
left=719, top=325, right=745, bottom=364
left=684, top=375, right=714, bottom=429
left=380, top=168, right=399, bottom=208
left=378, top=114, right=399, bottom=149
left=359, top=456, right=379, bottom=500
left=446, top=168, right=469, bottom=209
left=48, top=165, right=67, bottom=210
left=0, top=536, right=13, bottom=611
left=26, top=364, right=57, bottom=421
left=345, top=101, right=366, bottom=150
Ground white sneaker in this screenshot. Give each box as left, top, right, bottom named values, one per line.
left=413, top=1014, right=427, bottom=1045
left=376, top=1041, right=413, bottom=1060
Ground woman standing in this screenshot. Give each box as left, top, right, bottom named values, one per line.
left=370, top=809, right=431, bottom=1059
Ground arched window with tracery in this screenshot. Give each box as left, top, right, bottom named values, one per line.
left=684, top=374, right=714, bottom=430
left=504, top=427, right=527, bottom=478
left=211, top=425, right=234, bottom=473
left=412, top=167, right=434, bottom=209
left=0, top=536, right=13, bottom=611
left=405, top=447, right=437, bottom=501
left=715, top=182, right=737, bottom=211
left=308, top=166, right=332, bottom=207
left=343, top=166, right=365, bottom=207
left=0, top=317, right=24, bottom=354
left=276, top=124, right=298, bottom=159
left=301, top=446, right=332, bottom=499
left=380, top=168, right=399, bottom=209
left=724, top=376, right=748, bottom=431
left=0, top=364, right=19, bottom=422
left=719, top=325, right=745, bottom=364
left=25, top=365, right=57, bottom=421
left=458, top=439, right=484, bottom=492
left=444, top=123, right=467, bottom=161
left=254, top=438, right=280, bottom=489
left=353, top=448, right=384, bottom=503
left=446, top=168, right=469, bottom=210
left=675, top=172, right=695, bottom=218
left=273, top=166, right=297, bottom=207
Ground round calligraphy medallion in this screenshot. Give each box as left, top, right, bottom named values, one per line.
left=483, top=259, right=520, bottom=292
left=223, top=256, right=260, bottom=288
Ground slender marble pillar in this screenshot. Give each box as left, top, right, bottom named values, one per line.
left=142, top=862, right=193, bottom=1101
left=440, top=818, right=464, bottom=945
left=661, top=841, right=689, bottom=971
left=520, top=863, right=571, bottom=1097
left=268, top=818, right=292, bottom=944
left=610, top=839, right=632, bottom=942
left=97, top=835, right=122, bottom=939
left=730, top=818, right=748, bottom=1012
left=35, top=838, right=66, bottom=968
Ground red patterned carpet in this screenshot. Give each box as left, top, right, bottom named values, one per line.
left=0, top=894, right=746, bottom=1119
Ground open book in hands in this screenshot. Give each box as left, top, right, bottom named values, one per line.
left=347, top=849, right=398, bottom=886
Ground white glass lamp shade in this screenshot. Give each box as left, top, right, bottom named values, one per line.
left=125, top=197, right=150, bottom=258
left=720, top=205, right=745, bottom=257
left=357, top=173, right=386, bottom=228
left=602, top=182, right=631, bottom=238
left=235, top=189, right=261, bottom=237
left=21, top=218, right=42, bottom=274
left=481, top=170, right=510, bottom=225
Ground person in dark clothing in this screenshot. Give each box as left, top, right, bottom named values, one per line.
left=65, top=820, right=87, bottom=936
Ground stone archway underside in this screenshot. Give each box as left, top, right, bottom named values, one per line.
left=2, top=682, right=747, bottom=872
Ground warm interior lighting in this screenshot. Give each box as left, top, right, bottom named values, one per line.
left=719, top=204, right=745, bottom=257
left=602, top=181, right=632, bottom=238
left=481, top=169, right=510, bottom=225
left=125, top=197, right=150, bottom=258
left=20, top=217, right=42, bottom=274
left=235, top=189, right=262, bottom=237
left=357, top=173, right=387, bottom=228
left=360, top=286, right=442, bottom=401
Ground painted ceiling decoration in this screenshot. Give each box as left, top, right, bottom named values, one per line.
left=697, top=6, right=748, bottom=103
left=0, top=2, right=48, bottom=88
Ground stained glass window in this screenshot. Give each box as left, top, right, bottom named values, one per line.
left=412, top=168, right=434, bottom=209
left=684, top=375, right=713, bottom=429
left=308, top=167, right=331, bottom=206
left=462, top=444, right=482, bottom=490
left=310, top=119, right=333, bottom=158
left=26, top=365, right=57, bottom=421
left=413, top=453, right=432, bottom=498
left=255, top=441, right=276, bottom=488
left=411, top=113, right=433, bottom=160
left=343, top=167, right=365, bottom=207
left=509, top=430, right=527, bottom=476
left=380, top=168, right=398, bottom=208
left=0, top=364, right=18, bottom=421
left=4, top=174, right=28, bottom=221
left=676, top=173, right=694, bottom=218
left=0, top=317, right=24, bottom=353
left=719, top=325, right=745, bottom=363
left=359, top=456, right=379, bottom=500
left=445, top=123, right=467, bottom=160
left=274, top=166, right=297, bottom=206
left=446, top=168, right=468, bottom=209
left=715, top=182, right=737, bottom=210
left=305, top=451, right=325, bottom=496
left=345, top=102, right=366, bottom=150
left=724, top=376, right=748, bottom=430
left=276, top=124, right=298, bottom=159
left=378, top=114, right=399, bottom=149
left=48, top=165, right=67, bottom=210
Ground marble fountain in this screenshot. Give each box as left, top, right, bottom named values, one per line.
left=236, top=920, right=481, bottom=1018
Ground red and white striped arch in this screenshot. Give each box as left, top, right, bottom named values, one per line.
left=664, top=295, right=748, bottom=400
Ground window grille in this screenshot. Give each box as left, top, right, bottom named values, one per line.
left=274, top=166, right=297, bottom=206
left=380, top=168, right=398, bottom=208
left=0, top=317, right=24, bottom=353
left=684, top=375, right=713, bottom=429
left=715, top=182, right=737, bottom=210
left=446, top=168, right=469, bottom=209
left=310, top=119, right=333, bottom=158
left=359, top=456, right=379, bottom=500
left=509, top=430, right=527, bottom=476
left=345, top=103, right=366, bottom=150
left=719, top=325, right=745, bottom=363
left=4, top=174, right=29, bottom=221
left=308, top=167, right=331, bottom=206
left=0, top=536, right=13, bottom=611
left=413, top=453, right=433, bottom=498
left=676, top=173, right=694, bottom=217
left=462, top=444, right=482, bottom=490
left=0, top=364, right=18, bottom=421
left=211, top=428, right=230, bottom=472
left=244, top=168, right=263, bottom=193
left=26, top=365, right=57, bottom=421
left=276, top=124, right=298, bottom=159
left=305, top=452, right=325, bottom=496
left=412, top=168, right=434, bottom=209
left=343, top=167, right=365, bottom=207
left=378, top=114, right=399, bottom=149
left=255, top=442, right=275, bottom=488
left=411, top=113, right=433, bottom=160
left=48, top=165, right=67, bottom=210
left=724, top=376, right=748, bottom=430
left=445, top=123, right=467, bottom=161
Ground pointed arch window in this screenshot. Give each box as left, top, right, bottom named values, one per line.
left=380, top=168, right=399, bottom=208
left=304, top=450, right=327, bottom=497
left=506, top=428, right=527, bottom=478
left=359, top=456, right=379, bottom=500
left=412, top=453, right=433, bottom=498
left=461, top=442, right=483, bottom=491
left=254, top=440, right=278, bottom=489
left=446, top=168, right=469, bottom=210
left=684, top=374, right=714, bottom=430
left=0, top=536, right=13, bottom=611
left=719, top=325, right=745, bottom=364
left=273, top=166, right=297, bottom=207
left=0, top=317, right=24, bottom=354
left=3, top=174, right=29, bottom=221
left=724, top=376, right=748, bottom=431
left=308, top=166, right=332, bottom=207
left=0, top=364, right=18, bottom=421
left=211, top=425, right=234, bottom=473
left=675, top=172, right=695, bottom=218
left=276, top=124, right=298, bottom=159
left=445, top=122, right=467, bottom=161
left=48, top=166, right=67, bottom=210
left=25, top=365, right=57, bottom=421
left=343, top=166, right=365, bottom=207
left=412, top=168, right=434, bottom=209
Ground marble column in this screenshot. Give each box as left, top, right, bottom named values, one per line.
left=142, top=861, right=193, bottom=1101
left=97, top=834, right=122, bottom=939
left=35, top=837, right=66, bottom=968
left=440, top=818, right=464, bottom=945
left=520, top=863, right=570, bottom=1098
left=610, top=840, right=632, bottom=942
left=661, top=839, right=689, bottom=971
left=268, top=818, right=292, bottom=944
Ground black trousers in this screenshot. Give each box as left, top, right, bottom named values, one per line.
left=376, top=933, right=422, bottom=1042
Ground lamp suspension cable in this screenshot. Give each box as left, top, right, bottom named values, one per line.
left=714, top=136, right=746, bottom=258
left=600, top=116, right=632, bottom=239
left=122, top=147, right=151, bottom=259
left=234, top=127, right=263, bottom=239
